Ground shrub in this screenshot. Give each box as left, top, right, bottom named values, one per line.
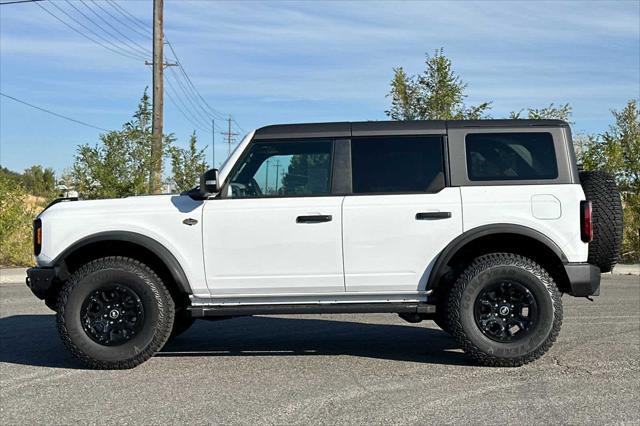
left=0, top=175, right=42, bottom=267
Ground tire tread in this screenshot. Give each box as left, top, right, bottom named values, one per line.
left=447, top=253, right=563, bottom=367
left=56, top=256, right=174, bottom=369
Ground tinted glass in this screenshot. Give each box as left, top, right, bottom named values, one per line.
left=228, top=140, right=332, bottom=198
left=465, top=133, right=558, bottom=181
left=351, top=136, right=445, bottom=194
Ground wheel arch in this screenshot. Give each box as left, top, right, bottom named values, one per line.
left=427, top=224, right=571, bottom=293
left=52, top=231, right=192, bottom=305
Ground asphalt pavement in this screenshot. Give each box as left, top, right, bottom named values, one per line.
left=1, top=272, right=638, bottom=424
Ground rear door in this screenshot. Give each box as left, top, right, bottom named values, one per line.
left=342, top=134, right=463, bottom=292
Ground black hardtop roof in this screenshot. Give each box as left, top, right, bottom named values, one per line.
left=253, top=119, right=569, bottom=140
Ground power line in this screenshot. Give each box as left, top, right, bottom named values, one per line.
left=47, top=0, right=147, bottom=60
left=106, top=0, right=150, bottom=34
left=35, top=1, right=144, bottom=61
left=164, top=79, right=210, bottom=133
left=232, top=117, right=246, bottom=134
left=165, top=40, right=227, bottom=121
left=0, top=0, right=43, bottom=5
left=1, top=92, right=109, bottom=132
left=93, top=0, right=151, bottom=40
left=165, top=52, right=225, bottom=132
left=167, top=66, right=217, bottom=129
left=165, top=41, right=246, bottom=135
left=77, top=0, right=151, bottom=56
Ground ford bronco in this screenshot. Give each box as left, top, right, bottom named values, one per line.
left=26, top=119, right=623, bottom=368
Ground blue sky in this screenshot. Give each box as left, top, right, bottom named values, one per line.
left=1, top=0, right=638, bottom=175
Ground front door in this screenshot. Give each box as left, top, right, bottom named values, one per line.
left=202, top=138, right=345, bottom=295
left=342, top=135, right=463, bottom=292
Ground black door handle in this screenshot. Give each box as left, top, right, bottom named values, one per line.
left=416, top=212, right=451, bottom=220
left=296, top=215, right=332, bottom=224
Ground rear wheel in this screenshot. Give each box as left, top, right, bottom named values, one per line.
left=57, top=257, right=174, bottom=369
left=447, top=253, right=562, bottom=367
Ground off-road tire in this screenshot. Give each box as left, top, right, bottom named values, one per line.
left=580, top=171, right=623, bottom=272
left=56, top=257, right=175, bottom=369
left=171, top=311, right=196, bottom=338
left=447, top=253, right=563, bottom=367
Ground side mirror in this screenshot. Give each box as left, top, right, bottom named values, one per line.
left=199, top=169, right=219, bottom=196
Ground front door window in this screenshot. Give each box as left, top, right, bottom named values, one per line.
left=226, top=140, right=333, bottom=198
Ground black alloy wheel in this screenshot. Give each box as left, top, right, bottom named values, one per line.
left=473, top=281, right=538, bottom=343
left=81, top=285, right=145, bottom=346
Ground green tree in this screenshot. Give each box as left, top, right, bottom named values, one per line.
left=0, top=166, right=22, bottom=185
left=169, top=132, right=208, bottom=192
left=21, top=165, right=56, bottom=199
left=583, top=100, right=640, bottom=262
left=386, top=48, right=491, bottom=120
left=0, top=174, right=41, bottom=266
left=71, top=90, right=174, bottom=199
left=510, top=103, right=572, bottom=121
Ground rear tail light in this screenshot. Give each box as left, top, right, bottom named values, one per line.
left=580, top=201, right=593, bottom=243
left=33, top=219, right=42, bottom=256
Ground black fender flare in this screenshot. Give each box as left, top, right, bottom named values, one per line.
left=52, top=231, right=191, bottom=294
left=426, top=224, right=569, bottom=290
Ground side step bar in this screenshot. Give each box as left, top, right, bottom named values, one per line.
left=188, top=302, right=436, bottom=318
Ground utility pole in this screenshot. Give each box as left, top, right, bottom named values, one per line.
left=264, top=159, right=270, bottom=193
left=220, top=115, right=239, bottom=158
left=149, top=0, right=164, bottom=194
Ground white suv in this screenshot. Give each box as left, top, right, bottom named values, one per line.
left=26, top=119, right=623, bottom=369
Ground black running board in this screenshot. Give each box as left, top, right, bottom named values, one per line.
left=188, top=302, right=436, bottom=318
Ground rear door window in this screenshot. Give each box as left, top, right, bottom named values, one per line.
left=351, top=136, right=445, bottom=194
left=465, top=132, right=558, bottom=181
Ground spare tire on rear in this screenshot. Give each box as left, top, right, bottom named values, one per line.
left=579, top=171, right=623, bottom=272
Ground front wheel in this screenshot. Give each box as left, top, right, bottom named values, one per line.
left=447, top=253, right=562, bottom=367
left=56, top=257, right=175, bottom=369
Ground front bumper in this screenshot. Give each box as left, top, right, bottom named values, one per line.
left=25, top=267, right=57, bottom=300
left=564, top=263, right=601, bottom=297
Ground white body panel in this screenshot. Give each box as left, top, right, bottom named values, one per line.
left=34, top=128, right=589, bottom=303
left=202, top=196, right=345, bottom=295
left=36, top=195, right=210, bottom=296
left=461, top=184, right=588, bottom=262
left=342, top=188, right=463, bottom=292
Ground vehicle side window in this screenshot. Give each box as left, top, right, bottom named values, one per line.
left=351, top=136, right=445, bottom=194
left=465, top=132, right=558, bottom=181
left=227, top=140, right=333, bottom=198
